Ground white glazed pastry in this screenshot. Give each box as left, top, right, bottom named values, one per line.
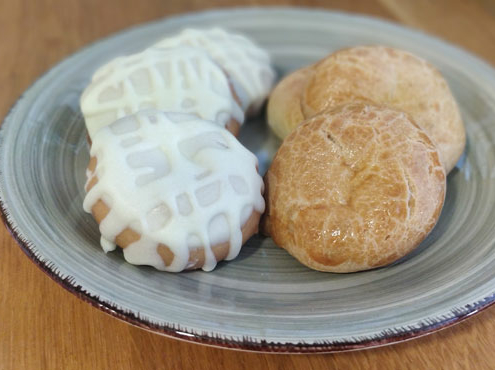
left=154, top=28, right=276, bottom=115
left=80, top=46, right=244, bottom=139
left=83, top=109, right=265, bottom=272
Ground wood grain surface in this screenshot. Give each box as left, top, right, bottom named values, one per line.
left=1, top=1, right=495, bottom=369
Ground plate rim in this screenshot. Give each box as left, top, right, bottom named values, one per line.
left=2, top=5, right=495, bottom=353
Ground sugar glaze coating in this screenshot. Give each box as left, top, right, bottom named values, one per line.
left=84, top=110, right=265, bottom=272
left=81, top=46, right=244, bottom=138
left=154, top=28, right=275, bottom=115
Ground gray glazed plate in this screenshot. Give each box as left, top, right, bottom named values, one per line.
left=2, top=7, right=495, bottom=353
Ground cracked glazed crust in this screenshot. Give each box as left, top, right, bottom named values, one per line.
left=262, top=103, right=446, bottom=273
left=267, top=46, right=465, bottom=173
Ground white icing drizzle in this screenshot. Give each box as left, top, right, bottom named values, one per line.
left=83, top=110, right=265, bottom=272
left=153, top=28, right=276, bottom=114
left=80, top=46, right=244, bottom=138
left=100, top=237, right=116, bottom=253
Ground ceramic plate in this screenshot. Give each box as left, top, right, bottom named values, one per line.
left=2, top=7, right=495, bottom=353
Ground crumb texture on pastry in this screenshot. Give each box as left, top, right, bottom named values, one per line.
left=84, top=110, right=265, bottom=272
left=262, top=103, right=446, bottom=272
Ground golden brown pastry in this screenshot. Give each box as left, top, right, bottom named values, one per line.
left=262, top=103, right=446, bottom=273
left=267, top=46, right=465, bottom=173
left=266, top=66, right=312, bottom=139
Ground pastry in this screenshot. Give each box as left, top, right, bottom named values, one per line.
left=83, top=109, right=265, bottom=272
left=266, top=66, right=312, bottom=139
left=80, top=46, right=244, bottom=139
left=267, top=46, right=465, bottom=173
left=154, top=28, right=276, bottom=116
left=262, top=103, right=446, bottom=273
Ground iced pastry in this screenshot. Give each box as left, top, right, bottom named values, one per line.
left=84, top=109, right=265, bottom=272
left=80, top=46, right=244, bottom=138
left=154, top=28, right=276, bottom=116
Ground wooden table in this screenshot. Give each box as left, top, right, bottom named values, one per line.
left=1, top=1, right=494, bottom=369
